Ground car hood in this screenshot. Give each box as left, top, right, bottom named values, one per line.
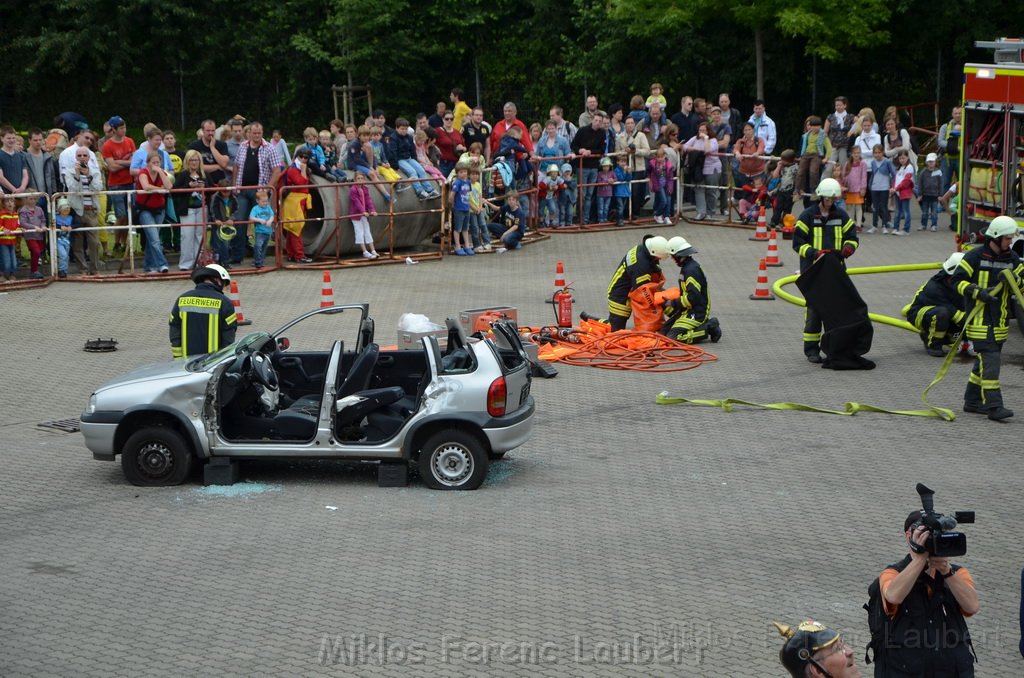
left=93, top=360, right=210, bottom=394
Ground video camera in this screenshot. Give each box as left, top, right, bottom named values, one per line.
left=907, top=483, right=975, bottom=558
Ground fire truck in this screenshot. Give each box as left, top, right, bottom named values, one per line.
left=958, top=38, right=1024, bottom=245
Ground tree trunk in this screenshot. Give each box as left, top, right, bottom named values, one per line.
left=755, top=28, right=764, bottom=100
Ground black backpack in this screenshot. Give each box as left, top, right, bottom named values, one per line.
left=863, top=557, right=909, bottom=670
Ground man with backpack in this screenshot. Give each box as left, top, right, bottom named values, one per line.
left=865, top=511, right=979, bottom=676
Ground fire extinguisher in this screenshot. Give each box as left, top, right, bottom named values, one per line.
left=552, top=284, right=574, bottom=328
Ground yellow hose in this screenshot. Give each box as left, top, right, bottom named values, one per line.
left=771, top=262, right=943, bottom=332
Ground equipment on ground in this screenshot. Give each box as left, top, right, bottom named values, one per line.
left=552, top=284, right=574, bottom=328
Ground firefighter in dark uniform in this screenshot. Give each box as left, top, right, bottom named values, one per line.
left=605, top=233, right=671, bottom=331
left=774, top=619, right=860, bottom=678
left=661, top=236, right=721, bottom=343
left=793, top=177, right=858, bottom=363
left=169, top=264, right=237, bottom=358
left=951, top=215, right=1024, bottom=421
left=906, top=252, right=966, bottom=357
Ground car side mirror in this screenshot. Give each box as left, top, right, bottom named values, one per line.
left=277, top=337, right=290, bottom=351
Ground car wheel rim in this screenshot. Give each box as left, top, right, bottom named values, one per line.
left=137, top=441, right=175, bottom=480
left=431, top=444, right=472, bottom=487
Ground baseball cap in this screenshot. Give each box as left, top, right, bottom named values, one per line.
left=107, top=116, right=126, bottom=128
left=926, top=152, right=937, bottom=163
left=560, top=163, right=573, bottom=173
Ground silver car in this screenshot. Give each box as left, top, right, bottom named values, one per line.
left=81, top=305, right=535, bottom=490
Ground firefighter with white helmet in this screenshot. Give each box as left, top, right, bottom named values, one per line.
left=906, top=252, right=967, bottom=357
left=951, top=214, right=1024, bottom=420
left=604, top=234, right=670, bottom=331
left=661, top=236, right=721, bottom=343
left=792, top=176, right=859, bottom=362
left=169, top=264, right=238, bottom=358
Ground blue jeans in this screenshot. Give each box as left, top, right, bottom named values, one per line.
left=940, top=156, right=956, bottom=193
left=581, top=168, right=599, bottom=223
left=559, top=196, right=576, bottom=226
left=452, top=210, right=469, bottom=233
left=469, top=213, right=487, bottom=247
left=253, top=232, right=271, bottom=267
left=398, top=159, right=434, bottom=196
left=138, top=208, right=169, bottom=271
left=542, top=197, right=558, bottom=225
left=653, top=188, right=670, bottom=218
left=488, top=223, right=522, bottom=249
left=920, top=197, right=938, bottom=229
left=893, top=198, right=911, bottom=233
left=231, top=189, right=257, bottom=263
left=108, top=183, right=133, bottom=218
left=56, top=236, right=71, bottom=273
left=0, top=244, right=15, bottom=274
left=597, top=195, right=611, bottom=223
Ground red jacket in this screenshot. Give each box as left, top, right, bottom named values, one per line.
left=894, top=167, right=915, bottom=200
left=0, top=210, right=21, bottom=245
left=489, top=119, right=534, bottom=157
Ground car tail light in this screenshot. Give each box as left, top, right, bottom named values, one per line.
left=487, top=376, right=507, bottom=417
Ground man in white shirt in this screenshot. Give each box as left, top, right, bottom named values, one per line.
left=58, top=128, right=100, bottom=184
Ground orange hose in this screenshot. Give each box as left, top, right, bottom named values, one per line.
left=521, top=326, right=717, bottom=372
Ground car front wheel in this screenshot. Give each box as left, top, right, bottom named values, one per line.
left=121, top=427, right=194, bottom=487
left=418, top=430, right=488, bottom=490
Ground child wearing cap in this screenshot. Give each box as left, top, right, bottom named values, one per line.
left=596, top=156, right=616, bottom=223
left=538, top=164, right=564, bottom=228
left=558, top=164, right=577, bottom=227
left=917, top=152, right=943, bottom=232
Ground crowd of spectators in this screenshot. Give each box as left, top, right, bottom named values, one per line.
left=0, top=87, right=958, bottom=278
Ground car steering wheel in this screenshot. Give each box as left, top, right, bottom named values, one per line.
left=249, top=353, right=279, bottom=390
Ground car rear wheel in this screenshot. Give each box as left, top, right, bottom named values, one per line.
left=121, top=427, right=194, bottom=487
left=418, top=430, right=488, bottom=490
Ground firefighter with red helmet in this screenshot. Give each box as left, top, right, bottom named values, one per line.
left=661, top=236, right=721, bottom=343
left=604, top=233, right=671, bottom=331
left=951, top=215, right=1024, bottom=420
left=169, top=264, right=237, bottom=358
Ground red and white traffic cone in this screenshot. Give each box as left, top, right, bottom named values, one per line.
left=764, top=228, right=784, bottom=267
left=749, top=258, right=776, bottom=300
left=320, top=271, right=335, bottom=308
left=748, top=206, right=769, bottom=241
left=229, top=280, right=252, bottom=325
left=548, top=260, right=566, bottom=303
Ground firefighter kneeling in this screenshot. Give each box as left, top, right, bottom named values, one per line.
left=660, top=236, right=721, bottom=343
left=906, top=252, right=966, bottom=357
left=604, top=234, right=671, bottom=331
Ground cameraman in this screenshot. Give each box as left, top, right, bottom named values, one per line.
left=877, top=511, right=979, bottom=676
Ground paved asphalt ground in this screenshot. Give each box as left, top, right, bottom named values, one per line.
left=2, top=207, right=1023, bottom=676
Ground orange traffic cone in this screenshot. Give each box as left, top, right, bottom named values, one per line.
left=749, top=258, right=776, bottom=300
left=748, top=206, right=769, bottom=241
left=229, top=280, right=252, bottom=325
left=320, top=271, right=335, bottom=308
left=764, top=228, right=784, bottom=267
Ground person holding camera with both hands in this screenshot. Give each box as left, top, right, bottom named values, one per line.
left=875, top=505, right=979, bottom=677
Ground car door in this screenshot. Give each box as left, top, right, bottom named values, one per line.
left=270, top=305, right=367, bottom=400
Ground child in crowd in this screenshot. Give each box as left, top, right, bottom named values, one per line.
left=54, top=198, right=74, bottom=278
left=457, top=142, right=486, bottom=172
left=645, top=83, right=667, bottom=111
left=344, top=124, right=357, bottom=144
left=738, top=175, right=768, bottom=223
left=538, top=164, right=564, bottom=228
left=558, top=164, right=577, bottom=227
left=868, top=144, right=896, bottom=234
left=394, top=118, right=439, bottom=200
left=468, top=167, right=495, bottom=252
left=489, top=191, right=527, bottom=253
left=349, top=172, right=379, bottom=259
left=838, top=145, right=867, bottom=230
left=891, top=149, right=915, bottom=235
left=414, top=130, right=447, bottom=184
left=346, top=125, right=390, bottom=202
left=596, top=156, right=616, bottom=223
left=493, top=126, right=531, bottom=182
left=370, top=126, right=402, bottom=188
left=209, top=179, right=239, bottom=266
left=917, top=152, right=943, bottom=232
left=768, top=149, right=798, bottom=227
left=648, top=144, right=675, bottom=224
left=318, top=130, right=345, bottom=181
left=796, top=116, right=831, bottom=204
left=613, top=155, right=632, bottom=226
left=249, top=189, right=275, bottom=268
left=0, top=196, right=20, bottom=281
left=449, top=164, right=474, bottom=255
left=18, top=197, right=47, bottom=279
left=302, top=127, right=329, bottom=178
